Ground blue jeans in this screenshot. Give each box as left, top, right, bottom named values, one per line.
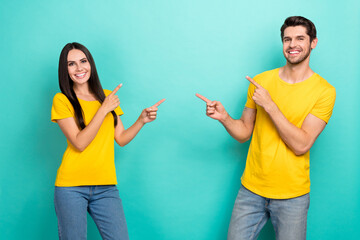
left=228, top=186, right=309, bottom=240
left=54, top=185, right=129, bottom=240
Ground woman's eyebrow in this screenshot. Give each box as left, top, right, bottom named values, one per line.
left=67, top=58, right=87, bottom=63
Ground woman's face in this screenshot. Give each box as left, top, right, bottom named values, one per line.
left=67, top=49, right=91, bottom=86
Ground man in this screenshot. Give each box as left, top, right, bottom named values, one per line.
left=196, top=16, right=336, bottom=240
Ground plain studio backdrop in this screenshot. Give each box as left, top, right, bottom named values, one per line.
left=0, top=0, right=359, bottom=239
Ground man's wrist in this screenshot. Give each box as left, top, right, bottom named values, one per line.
left=264, top=101, right=278, bottom=114
left=219, top=113, right=230, bottom=124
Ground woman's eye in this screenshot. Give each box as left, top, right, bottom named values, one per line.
left=81, top=59, right=87, bottom=63
left=68, top=62, right=74, bottom=66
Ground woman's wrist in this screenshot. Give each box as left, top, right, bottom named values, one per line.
left=137, top=115, right=147, bottom=126
left=97, top=106, right=109, bottom=118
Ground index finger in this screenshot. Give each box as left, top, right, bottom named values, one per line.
left=246, top=76, right=262, bottom=88
left=110, top=83, right=123, bottom=96
left=195, top=93, right=211, bottom=103
left=153, top=98, right=166, bottom=107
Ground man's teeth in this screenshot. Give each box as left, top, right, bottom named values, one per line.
left=289, top=51, right=299, bottom=54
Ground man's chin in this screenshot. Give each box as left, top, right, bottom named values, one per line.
left=285, top=56, right=308, bottom=65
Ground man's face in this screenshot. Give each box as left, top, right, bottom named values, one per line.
left=282, top=26, right=317, bottom=65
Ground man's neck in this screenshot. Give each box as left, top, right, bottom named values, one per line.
left=279, top=60, right=314, bottom=84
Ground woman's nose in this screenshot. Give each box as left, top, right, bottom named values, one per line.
left=75, top=64, right=83, bottom=71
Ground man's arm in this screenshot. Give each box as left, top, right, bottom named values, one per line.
left=267, top=105, right=326, bottom=155
left=246, top=76, right=327, bottom=155
left=220, top=107, right=257, bottom=143
left=196, top=93, right=256, bottom=143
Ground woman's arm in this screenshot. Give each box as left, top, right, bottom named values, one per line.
left=57, top=84, right=122, bottom=151
left=115, top=99, right=165, bottom=147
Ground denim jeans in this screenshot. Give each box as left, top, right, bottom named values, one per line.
left=54, top=185, right=129, bottom=240
left=228, top=186, right=309, bottom=240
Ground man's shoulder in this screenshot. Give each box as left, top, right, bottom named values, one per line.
left=253, top=68, right=279, bottom=85
left=309, top=73, right=336, bottom=104
left=313, top=73, right=335, bottom=90
left=254, top=68, right=278, bottom=78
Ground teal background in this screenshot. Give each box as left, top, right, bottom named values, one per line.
left=0, top=0, right=359, bottom=239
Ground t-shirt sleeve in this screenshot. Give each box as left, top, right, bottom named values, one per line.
left=51, top=93, right=75, bottom=123
left=114, top=106, right=124, bottom=116
left=104, top=89, right=124, bottom=116
left=310, top=86, right=336, bottom=123
left=245, top=78, right=257, bottom=109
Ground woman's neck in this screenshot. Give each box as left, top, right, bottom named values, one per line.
left=73, top=83, right=97, bottom=101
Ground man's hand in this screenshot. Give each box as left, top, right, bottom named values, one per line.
left=195, top=93, right=229, bottom=122
left=246, top=76, right=275, bottom=112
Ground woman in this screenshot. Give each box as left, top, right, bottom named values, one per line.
left=51, top=42, right=165, bottom=239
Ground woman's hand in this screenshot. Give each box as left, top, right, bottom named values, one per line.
left=139, top=99, right=166, bottom=124
left=114, top=98, right=166, bottom=147
left=101, top=84, right=122, bottom=114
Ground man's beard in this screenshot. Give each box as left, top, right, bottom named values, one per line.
left=285, top=48, right=311, bottom=65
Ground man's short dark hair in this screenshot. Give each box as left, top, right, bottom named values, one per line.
left=280, top=16, right=317, bottom=42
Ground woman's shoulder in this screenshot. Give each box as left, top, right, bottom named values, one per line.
left=103, top=89, right=112, bottom=96
left=52, top=92, right=71, bottom=105
left=53, top=92, right=65, bottom=98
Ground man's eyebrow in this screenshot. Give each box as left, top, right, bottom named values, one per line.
left=283, top=35, right=306, bottom=39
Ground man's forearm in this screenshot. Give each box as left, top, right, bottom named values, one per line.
left=264, top=103, right=313, bottom=155
left=219, top=114, right=253, bottom=143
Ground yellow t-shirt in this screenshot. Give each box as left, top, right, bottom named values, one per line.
left=242, top=68, right=336, bottom=199
left=51, top=90, right=124, bottom=187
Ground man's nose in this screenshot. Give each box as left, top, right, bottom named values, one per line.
left=289, top=40, right=296, bottom=48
